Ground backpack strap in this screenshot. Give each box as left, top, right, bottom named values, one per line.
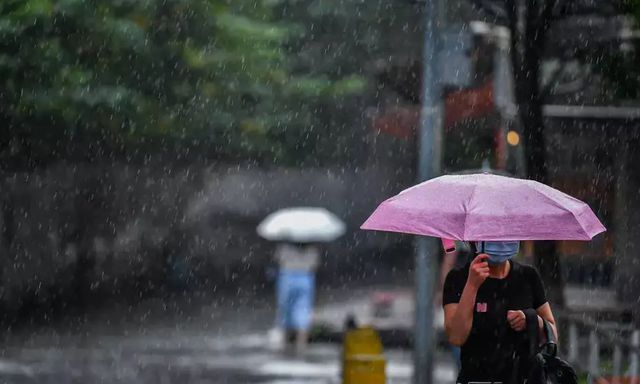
left=510, top=309, right=540, bottom=384
left=523, top=308, right=539, bottom=358
left=541, top=319, right=558, bottom=357
left=543, top=319, right=555, bottom=342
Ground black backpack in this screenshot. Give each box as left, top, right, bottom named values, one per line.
left=511, top=309, right=578, bottom=384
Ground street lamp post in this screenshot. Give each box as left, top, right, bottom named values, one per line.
left=414, top=0, right=443, bottom=383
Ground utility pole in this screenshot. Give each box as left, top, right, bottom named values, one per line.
left=414, top=0, right=443, bottom=382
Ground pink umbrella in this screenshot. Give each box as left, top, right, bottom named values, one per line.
left=361, top=173, right=605, bottom=241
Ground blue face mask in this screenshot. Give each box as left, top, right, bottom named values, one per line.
left=475, top=241, right=520, bottom=265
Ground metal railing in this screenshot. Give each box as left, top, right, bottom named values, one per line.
left=560, top=313, right=639, bottom=384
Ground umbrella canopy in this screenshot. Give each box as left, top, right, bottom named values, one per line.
left=258, top=207, right=346, bottom=243
left=361, top=173, right=605, bottom=241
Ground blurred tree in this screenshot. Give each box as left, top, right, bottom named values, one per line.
left=597, top=0, right=640, bottom=101
left=0, top=0, right=367, bottom=168
left=274, top=0, right=421, bottom=165
left=471, top=0, right=571, bottom=306
left=472, top=0, right=630, bottom=306
left=503, top=0, right=568, bottom=307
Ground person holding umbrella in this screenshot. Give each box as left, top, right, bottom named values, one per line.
left=258, top=207, right=346, bottom=352
left=438, top=240, right=474, bottom=368
left=273, top=241, right=320, bottom=351
left=442, top=241, right=557, bottom=383
left=360, top=173, right=606, bottom=383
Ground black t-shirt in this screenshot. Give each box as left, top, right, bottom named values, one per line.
left=443, top=260, right=547, bottom=383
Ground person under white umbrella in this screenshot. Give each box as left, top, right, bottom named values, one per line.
left=258, top=207, right=345, bottom=352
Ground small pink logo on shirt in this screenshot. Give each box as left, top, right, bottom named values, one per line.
left=476, top=302, right=488, bottom=313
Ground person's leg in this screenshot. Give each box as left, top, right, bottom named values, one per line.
left=295, top=330, right=308, bottom=353
left=276, top=271, right=287, bottom=328
left=293, top=273, right=315, bottom=352
left=284, top=285, right=300, bottom=354
left=276, top=271, right=294, bottom=349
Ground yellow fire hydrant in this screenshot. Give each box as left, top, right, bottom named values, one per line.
left=342, top=325, right=387, bottom=384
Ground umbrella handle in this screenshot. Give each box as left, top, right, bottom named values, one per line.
left=441, top=238, right=456, bottom=254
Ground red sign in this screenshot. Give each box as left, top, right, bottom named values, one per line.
left=444, top=80, right=494, bottom=128
left=371, top=80, right=495, bottom=139
left=371, top=106, right=420, bottom=140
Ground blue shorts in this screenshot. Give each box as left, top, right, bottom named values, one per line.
left=276, top=271, right=315, bottom=331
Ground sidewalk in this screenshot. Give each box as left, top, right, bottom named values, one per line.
left=0, top=287, right=458, bottom=384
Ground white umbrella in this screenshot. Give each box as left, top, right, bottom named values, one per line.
left=257, top=207, right=346, bottom=243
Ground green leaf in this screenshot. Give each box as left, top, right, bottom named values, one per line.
left=331, top=75, right=366, bottom=96
left=216, top=13, right=288, bottom=42
left=15, top=0, right=53, bottom=18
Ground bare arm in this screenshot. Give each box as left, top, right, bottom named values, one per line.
left=440, top=252, right=456, bottom=285
left=443, top=254, right=489, bottom=346
left=437, top=252, right=457, bottom=307
left=507, top=303, right=558, bottom=343
left=444, top=284, right=478, bottom=346
left=536, top=302, right=558, bottom=342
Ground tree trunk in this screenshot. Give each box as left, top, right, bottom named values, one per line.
left=507, top=0, right=566, bottom=307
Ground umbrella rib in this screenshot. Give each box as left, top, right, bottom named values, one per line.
left=528, top=185, right=594, bottom=238
left=571, top=204, right=604, bottom=238
left=570, top=206, right=591, bottom=238
left=462, top=183, right=480, bottom=240
left=530, top=185, right=570, bottom=210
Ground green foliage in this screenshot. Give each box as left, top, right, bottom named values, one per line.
left=271, top=0, right=422, bottom=164
left=0, top=0, right=369, bottom=166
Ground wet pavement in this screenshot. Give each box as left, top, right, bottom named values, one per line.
left=0, top=290, right=456, bottom=383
